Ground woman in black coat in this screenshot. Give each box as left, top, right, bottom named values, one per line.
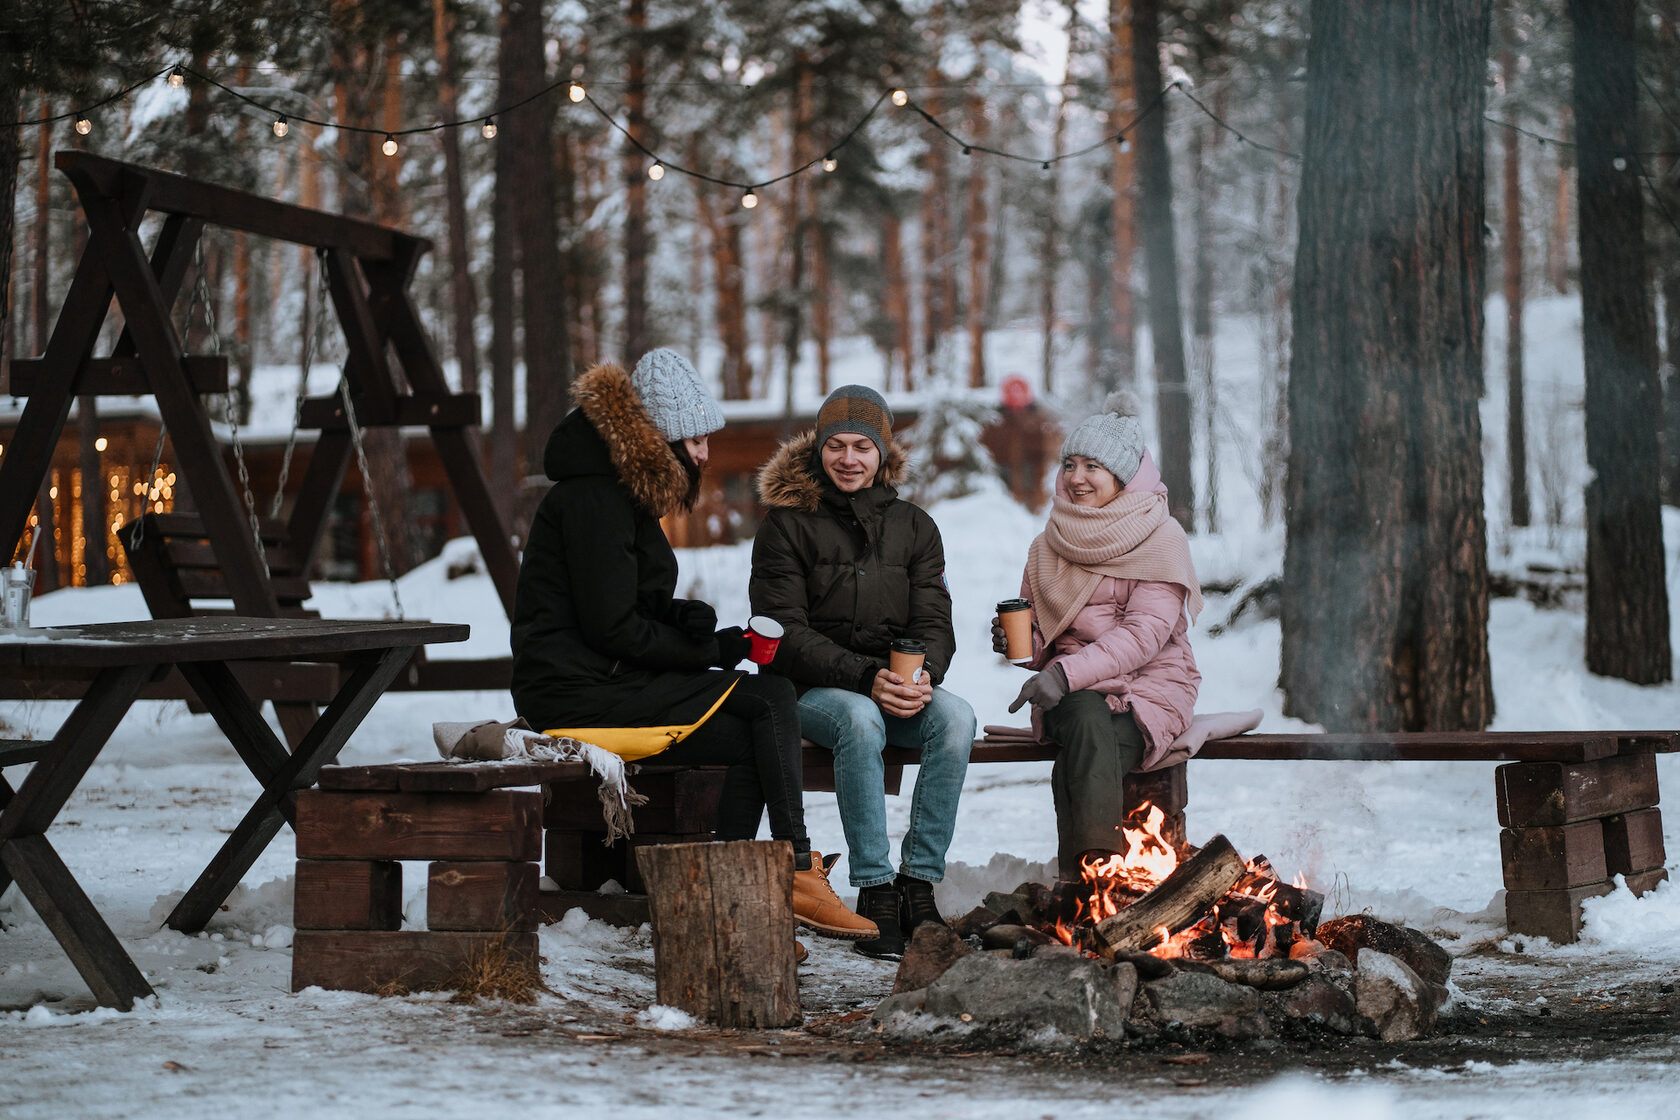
left=511, top=349, right=873, bottom=939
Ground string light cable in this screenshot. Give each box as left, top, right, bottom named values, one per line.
left=15, top=57, right=1680, bottom=189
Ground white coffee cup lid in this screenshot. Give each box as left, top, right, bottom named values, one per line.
left=747, top=615, right=783, bottom=639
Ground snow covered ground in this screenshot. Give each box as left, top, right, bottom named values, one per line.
left=4, top=296, right=1679, bottom=1116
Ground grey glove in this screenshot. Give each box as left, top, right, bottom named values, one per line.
left=1008, top=664, right=1068, bottom=714
left=990, top=617, right=1008, bottom=655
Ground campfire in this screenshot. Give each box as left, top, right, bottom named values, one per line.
left=1038, top=803, right=1324, bottom=962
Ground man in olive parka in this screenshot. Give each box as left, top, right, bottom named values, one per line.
left=750, top=384, right=976, bottom=959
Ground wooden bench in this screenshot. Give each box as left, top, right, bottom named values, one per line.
left=309, top=729, right=1677, bottom=952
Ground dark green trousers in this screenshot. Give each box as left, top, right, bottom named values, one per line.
left=1043, top=689, right=1147, bottom=873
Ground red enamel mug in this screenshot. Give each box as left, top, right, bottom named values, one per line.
left=745, top=615, right=783, bottom=665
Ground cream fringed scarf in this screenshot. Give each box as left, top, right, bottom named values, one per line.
left=1026, top=490, right=1204, bottom=648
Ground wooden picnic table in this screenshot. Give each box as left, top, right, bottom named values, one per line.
left=0, top=615, right=468, bottom=1009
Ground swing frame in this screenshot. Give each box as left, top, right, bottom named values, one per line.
left=1, top=152, right=518, bottom=662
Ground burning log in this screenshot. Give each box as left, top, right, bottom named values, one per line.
left=1093, top=834, right=1247, bottom=954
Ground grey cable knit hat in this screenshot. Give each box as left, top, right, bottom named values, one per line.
left=815, top=384, right=892, bottom=457
left=1059, top=389, right=1146, bottom=485
left=630, top=348, right=725, bottom=441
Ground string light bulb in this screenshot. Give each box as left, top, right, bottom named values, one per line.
left=74, top=116, right=92, bottom=135
left=481, top=117, right=497, bottom=139
left=1612, top=156, right=1627, bottom=171
left=648, top=162, right=665, bottom=181
left=569, top=82, right=586, bottom=103
left=741, top=190, right=758, bottom=209
left=1116, top=135, right=1131, bottom=153
left=272, top=116, right=289, bottom=138
left=382, top=134, right=398, bottom=156
left=821, top=155, right=837, bottom=172
left=168, top=66, right=185, bottom=89
left=891, top=89, right=908, bottom=107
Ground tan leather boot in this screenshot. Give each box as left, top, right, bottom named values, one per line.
left=793, top=851, right=878, bottom=940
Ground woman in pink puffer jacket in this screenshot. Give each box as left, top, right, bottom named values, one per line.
left=994, top=395, right=1203, bottom=874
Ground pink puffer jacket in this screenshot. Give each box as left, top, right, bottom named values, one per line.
left=1018, top=452, right=1200, bottom=770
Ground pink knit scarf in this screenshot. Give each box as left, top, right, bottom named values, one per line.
left=1026, top=490, right=1204, bottom=648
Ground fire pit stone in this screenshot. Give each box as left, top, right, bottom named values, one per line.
left=1138, top=969, right=1268, bottom=1039
left=914, top=953, right=1138, bottom=1041
left=1354, top=949, right=1441, bottom=1042
left=1261, top=974, right=1363, bottom=1036
left=1318, top=914, right=1452, bottom=986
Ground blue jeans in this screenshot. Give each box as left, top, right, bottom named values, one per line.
left=797, top=686, right=976, bottom=888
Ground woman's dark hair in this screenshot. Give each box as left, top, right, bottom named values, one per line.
left=669, top=440, right=703, bottom=512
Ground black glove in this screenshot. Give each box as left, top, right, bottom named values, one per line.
left=713, top=626, right=751, bottom=667
left=990, top=617, right=1008, bottom=656
left=676, top=600, right=718, bottom=642
left=1008, top=664, right=1068, bottom=714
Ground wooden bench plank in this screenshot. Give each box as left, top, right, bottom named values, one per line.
left=317, top=759, right=594, bottom=792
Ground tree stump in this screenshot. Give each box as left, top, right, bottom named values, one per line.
left=635, top=840, right=799, bottom=1028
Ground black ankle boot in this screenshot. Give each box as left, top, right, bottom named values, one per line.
left=852, top=883, right=906, bottom=960
left=896, top=874, right=946, bottom=933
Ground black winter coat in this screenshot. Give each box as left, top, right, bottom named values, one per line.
left=749, top=430, right=956, bottom=694
left=510, top=362, right=739, bottom=730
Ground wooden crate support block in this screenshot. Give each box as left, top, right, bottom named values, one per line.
left=545, top=829, right=626, bottom=892
left=544, top=768, right=725, bottom=833
left=1495, top=753, right=1658, bottom=829
left=537, top=889, right=649, bottom=928
left=1504, top=881, right=1613, bottom=944
left=636, top=840, right=800, bottom=1028
left=1601, top=808, right=1666, bottom=876
left=290, top=930, right=538, bottom=994
left=1499, top=823, right=1608, bottom=892
left=293, top=859, right=402, bottom=931
left=295, top=789, right=541, bottom=861
left=804, top=758, right=904, bottom=795
left=427, top=861, right=538, bottom=932
left=1124, top=763, right=1188, bottom=816
left=545, top=830, right=713, bottom=893
left=1625, top=868, right=1669, bottom=897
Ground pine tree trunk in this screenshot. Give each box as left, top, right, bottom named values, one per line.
left=1105, top=0, right=1137, bottom=392
left=882, top=212, right=911, bottom=390
left=1569, top=0, right=1672, bottom=684
left=965, top=88, right=989, bottom=389
left=812, top=216, right=832, bottom=396
left=1657, top=8, right=1680, bottom=505
left=623, top=0, right=649, bottom=359
left=434, top=0, right=482, bottom=398
left=1547, top=111, right=1573, bottom=295
left=1041, top=14, right=1071, bottom=394
left=693, top=154, right=751, bottom=400
left=1190, top=124, right=1217, bottom=535
left=1281, top=0, right=1494, bottom=732
left=28, top=102, right=58, bottom=590
left=1500, top=29, right=1529, bottom=528
left=488, top=1, right=520, bottom=530
left=1131, top=0, right=1193, bottom=527
left=920, top=90, right=949, bottom=383
left=506, top=0, right=573, bottom=481
left=781, top=59, right=814, bottom=395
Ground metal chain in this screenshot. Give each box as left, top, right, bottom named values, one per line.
left=128, top=429, right=168, bottom=552
left=197, top=240, right=272, bottom=581
left=336, top=376, right=404, bottom=619
left=269, top=250, right=328, bottom=519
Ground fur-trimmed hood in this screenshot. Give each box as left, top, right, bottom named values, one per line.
left=755, top=429, right=910, bottom=512
left=546, top=362, right=688, bottom=517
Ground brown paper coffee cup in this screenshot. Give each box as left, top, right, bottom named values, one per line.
left=997, top=598, right=1033, bottom=662
left=889, top=637, right=927, bottom=684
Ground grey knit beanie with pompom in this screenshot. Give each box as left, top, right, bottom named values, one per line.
left=1059, top=389, right=1147, bottom=485
left=630, top=348, right=725, bottom=441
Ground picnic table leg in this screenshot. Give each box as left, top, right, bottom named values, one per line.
left=166, top=645, right=417, bottom=933
left=0, top=663, right=158, bottom=1007
left=175, top=660, right=294, bottom=818
left=2, top=835, right=153, bottom=1009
